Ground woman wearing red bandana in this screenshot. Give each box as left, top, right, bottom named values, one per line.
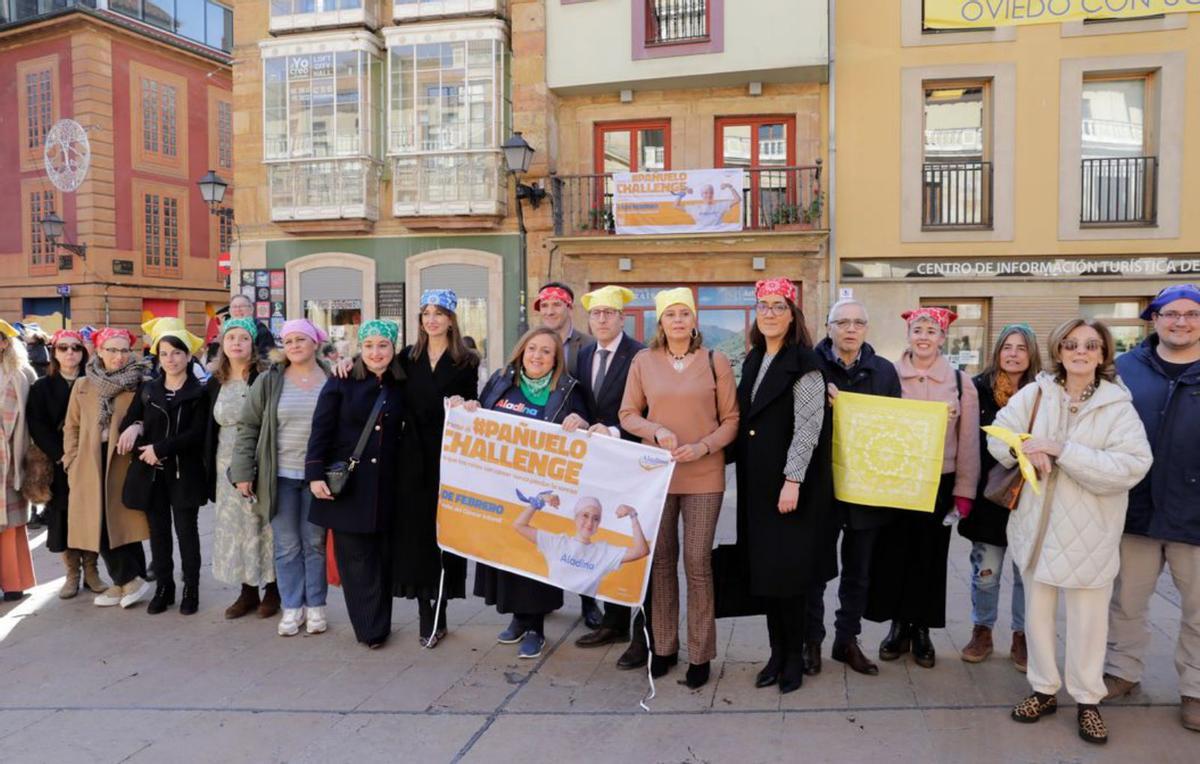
left=864, top=307, right=980, bottom=669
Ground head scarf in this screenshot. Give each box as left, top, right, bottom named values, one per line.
left=534, top=285, right=573, bottom=311
left=581, top=285, right=635, bottom=312
left=999, top=322, right=1033, bottom=335
left=221, top=316, right=259, bottom=340
left=280, top=319, right=328, bottom=345
left=1140, top=283, right=1200, bottom=320
left=146, top=317, right=205, bottom=356
left=0, top=319, right=18, bottom=339
left=79, top=326, right=97, bottom=345
left=92, top=327, right=137, bottom=350
left=755, top=278, right=798, bottom=304
left=901, top=307, right=957, bottom=333
left=50, top=329, right=85, bottom=347
left=653, top=287, right=696, bottom=317
left=420, top=289, right=458, bottom=313
left=358, top=319, right=399, bottom=345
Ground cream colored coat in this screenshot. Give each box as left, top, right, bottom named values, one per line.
left=989, top=373, right=1152, bottom=589
left=62, top=378, right=150, bottom=551
left=0, top=364, right=36, bottom=530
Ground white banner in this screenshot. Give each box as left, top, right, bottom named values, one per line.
left=613, top=168, right=745, bottom=235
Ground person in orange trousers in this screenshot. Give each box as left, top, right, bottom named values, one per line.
left=0, top=319, right=38, bottom=600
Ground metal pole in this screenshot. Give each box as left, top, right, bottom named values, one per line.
left=514, top=182, right=529, bottom=334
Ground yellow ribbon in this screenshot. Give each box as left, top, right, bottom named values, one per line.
left=982, top=425, right=1042, bottom=495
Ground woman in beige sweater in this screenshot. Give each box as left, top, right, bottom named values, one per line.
left=620, top=288, right=739, bottom=689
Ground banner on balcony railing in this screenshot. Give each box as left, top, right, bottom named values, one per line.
left=437, top=406, right=674, bottom=606
left=612, top=168, right=744, bottom=235
left=923, top=0, right=1199, bottom=29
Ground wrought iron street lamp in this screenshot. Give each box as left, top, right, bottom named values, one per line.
left=198, top=169, right=233, bottom=219
left=503, top=132, right=546, bottom=333
left=39, top=212, right=87, bottom=265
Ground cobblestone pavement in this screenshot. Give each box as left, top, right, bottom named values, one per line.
left=1, top=482, right=1195, bottom=763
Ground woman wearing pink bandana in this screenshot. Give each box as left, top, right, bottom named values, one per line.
left=864, top=307, right=980, bottom=669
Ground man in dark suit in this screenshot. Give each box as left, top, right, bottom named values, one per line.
left=570, top=285, right=651, bottom=669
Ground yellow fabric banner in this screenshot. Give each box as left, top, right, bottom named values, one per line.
left=832, top=392, right=949, bottom=513
left=923, top=0, right=1198, bottom=29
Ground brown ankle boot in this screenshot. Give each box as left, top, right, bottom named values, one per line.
left=258, top=582, right=280, bottom=618
left=80, top=552, right=108, bottom=593
left=224, top=584, right=260, bottom=620
left=961, top=625, right=994, bottom=663
left=59, top=551, right=82, bottom=599
left=1010, top=631, right=1027, bottom=672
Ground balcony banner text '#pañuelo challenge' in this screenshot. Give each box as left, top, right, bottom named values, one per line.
left=437, top=406, right=674, bottom=607
left=612, top=168, right=744, bottom=235
left=923, top=0, right=1200, bottom=29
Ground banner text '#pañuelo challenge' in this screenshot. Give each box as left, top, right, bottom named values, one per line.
left=442, top=418, right=588, bottom=486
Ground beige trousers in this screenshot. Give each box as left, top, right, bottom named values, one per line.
left=651, top=492, right=723, bottom=664
left=1025, top=578, right=1112, bottom=704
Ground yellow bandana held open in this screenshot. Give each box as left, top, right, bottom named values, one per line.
left=981, top=425, right=1043, bottom=496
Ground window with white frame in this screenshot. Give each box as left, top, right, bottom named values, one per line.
left=392, top=0, right=501, bottom=22
left=261, top=34, right=383, bottom=221
left=269, top=0, right=378, bottom=33
left=384, top=20, right=510, bottom=216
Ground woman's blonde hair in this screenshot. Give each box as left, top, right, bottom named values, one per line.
left=1048, top=318, right=1118, bottom=384
left=507, top=326, right=565, bottom=387
left=0, top=332, right=31, bottom=376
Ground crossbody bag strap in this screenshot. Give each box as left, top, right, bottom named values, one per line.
left=1027, top=387, right=1043, bottom=431
left=348, top=392, right=386, bottom=472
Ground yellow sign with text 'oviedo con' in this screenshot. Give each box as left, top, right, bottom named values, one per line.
left=923, top=0, right=1200, bottom=29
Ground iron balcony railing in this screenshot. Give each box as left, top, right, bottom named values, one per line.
left=551, top=164, right=824, bottom=237
left=922, top=161, right=993, bottom=229
left=1080, top=156, right=1157, bottom=226
left=645, top=0, right=708, bottom=45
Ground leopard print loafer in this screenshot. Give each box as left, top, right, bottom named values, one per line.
left=1011, top=692, right=1058, bottom=723
left=1077, top=704, right=1108, bottom=744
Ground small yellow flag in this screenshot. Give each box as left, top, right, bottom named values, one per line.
left=832, top=392, right=949, bottom=513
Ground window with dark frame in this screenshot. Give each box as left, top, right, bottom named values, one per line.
left=1080, top=72, right=1156, bottom=227
left=715, top=115, right=800, bottom=229
left=589, top=120, right=670, bottom=233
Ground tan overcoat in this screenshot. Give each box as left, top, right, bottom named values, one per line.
left=62, top=377, right=150, bottom=551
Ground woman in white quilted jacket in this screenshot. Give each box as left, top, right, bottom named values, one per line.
left=988, top=318, right=1151, bottom=746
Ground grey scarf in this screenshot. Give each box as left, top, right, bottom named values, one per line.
left=85, top=355, right=148, bottom=433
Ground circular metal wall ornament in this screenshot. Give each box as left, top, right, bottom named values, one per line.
left=43, top=119, right=92, bottom=192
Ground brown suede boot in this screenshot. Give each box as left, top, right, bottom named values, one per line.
left=80, top=552, right=108, bottom=594
left=961, top=625, right=994, bottom=663
left=59, top=551, right=82, bottom=599
left=1010, top=631, right=1028, bottom=672
left=224, top=584, right=260, bottom=620
left=258, top=582, right=280, bottom=618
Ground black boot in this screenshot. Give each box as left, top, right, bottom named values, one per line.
left=680, top=661, right=710, bottom=689
left=146, top=581, right=175, bottom=614
left=779, top=652, right=805, bottom=694
left=912, top=626, right=936, bottom=668
left=756, top=611, right=784, bottom=688
left=179, top=582, right=198, bottom=616
left=650, top=652, right=678, bottom=678
left=879, top=621, right=911, bottom=661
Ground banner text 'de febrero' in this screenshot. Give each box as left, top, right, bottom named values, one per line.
left=438, top=406, right=674, bottom=607
left=832, top=392, right=949, bottom=513
left=923, top=0, right=1200, bottom=29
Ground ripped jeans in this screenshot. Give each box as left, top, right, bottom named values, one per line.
left=970, top=541, right=1025, bottom=631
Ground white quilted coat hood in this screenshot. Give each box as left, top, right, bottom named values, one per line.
left=988, top=373, right=1152, bottom=589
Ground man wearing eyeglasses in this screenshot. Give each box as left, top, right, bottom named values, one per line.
left=804, top=298, right=902, bottom=678
left=1105, top=284, right=1200, bottom=732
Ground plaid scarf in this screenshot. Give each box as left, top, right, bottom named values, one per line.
left=85, top=355, right=148, bottom=433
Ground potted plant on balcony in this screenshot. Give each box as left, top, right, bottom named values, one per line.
left=769, top=203, right=806, bottom=231
left=577, top=206, right=613, bottom=236
left=801, top=192, right=825, bottom=230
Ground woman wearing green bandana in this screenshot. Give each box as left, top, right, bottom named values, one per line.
left=448, top=326, right=590, bottom=659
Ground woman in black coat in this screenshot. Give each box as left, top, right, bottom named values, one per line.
left=26, top=330, right=106, bottom=597
left=448, top=326, right=590, bottom=660
left=306, top=321, right=408, bottom=649
left=396, top=289, right=479, bottom=646
left=732, top=279, right=833, bottom=694
left=118, top=332, right=210, bottom=616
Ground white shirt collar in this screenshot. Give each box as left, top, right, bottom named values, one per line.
left=596, top=333, right=623, bottom=355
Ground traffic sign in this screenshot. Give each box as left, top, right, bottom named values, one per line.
left=218, top=251, right=232, bottom=275
left=56, top=284, right=71, bottom=297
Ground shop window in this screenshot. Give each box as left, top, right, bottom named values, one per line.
left=1080, top=299, right=1148, bottom=355
left=419, top=262, right=490, bottom=363
left=132, top=62, right=189, bottom=177
left=922, top=81, right=992, bottom=229
left=16, top=55, right=59, bottom=172
left=386, top=23, right=509, bottom=216
left=716, top=116, right=801, bottom=229
left=920, top=298, right=989, bottom=373
left=301, top=266, right=364, bottom=354
left=1080, top=73, right=1156, bottom=226
left=134, top=181, right=187, bottom=278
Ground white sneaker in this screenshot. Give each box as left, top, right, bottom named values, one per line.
left=306, top=606, right=327, bottom=634
left=94, top=585, right=123, bottom=607
left=278, top=607, right=305, bottom=637
left=119, top=579, right=153, bottom=608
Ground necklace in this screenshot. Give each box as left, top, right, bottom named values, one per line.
left=1056, top=376, right=1097, bottom=413
left=669, top=349, right=693, bottom=372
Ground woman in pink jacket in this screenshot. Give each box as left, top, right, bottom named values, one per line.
left=864, top=307, right=980, bottom=669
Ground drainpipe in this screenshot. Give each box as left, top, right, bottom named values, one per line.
left=826, top=0, right=838, bottom=308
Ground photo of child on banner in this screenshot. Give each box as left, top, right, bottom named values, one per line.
left=437, top=406, right=674, bottom=606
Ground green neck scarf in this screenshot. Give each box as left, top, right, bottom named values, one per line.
left=519, top=370, right=553, bottom=405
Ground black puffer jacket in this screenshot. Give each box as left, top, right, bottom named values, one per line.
left=120, top=372, right=210, bottom=509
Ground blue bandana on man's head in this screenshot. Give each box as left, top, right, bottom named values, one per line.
left=1141, top=284, right=1200, bottom=320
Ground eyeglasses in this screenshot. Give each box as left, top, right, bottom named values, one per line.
left=100, top=347, right=133, bottom=355
left=589, top=309, right=621, bottom=320
left=1061, top=340, right=1103, bottom=352
left=754, top=302, right=790, bottom=316
left=830, top=319, right=868, bottom=329
left=55, top=344, right=84, bottom=352
left=1157, top=310, right=1200, bottom=323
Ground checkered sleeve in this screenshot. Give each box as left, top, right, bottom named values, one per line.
left=784, top=370, right=825, bottom=483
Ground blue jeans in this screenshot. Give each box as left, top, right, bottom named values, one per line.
left=970, top=541, right=1025, bottom=631
left=271, top=477, right=327, bottom=609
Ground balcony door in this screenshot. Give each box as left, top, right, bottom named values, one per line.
left=591, top=120, right=670, bottom=233
left=922, top=82, right=992, bottom=229
left=715, top=116, right=795, bottom=229
left=1081, top=74, right=1155, bottom=225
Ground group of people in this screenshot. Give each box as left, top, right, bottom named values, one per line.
left=0, top=277, right=1196, bottom=748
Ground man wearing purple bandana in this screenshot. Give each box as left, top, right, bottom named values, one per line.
left=1105, top=283, right=1200, bottom=732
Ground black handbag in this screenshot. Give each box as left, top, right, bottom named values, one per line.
left=324, top=392, right=386, bottom=498
left=712, top=543, right=769, bottom=619
left=983, top=387, right=1043, bottom=510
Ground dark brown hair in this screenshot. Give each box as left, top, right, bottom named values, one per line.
left=507, top=326, right=565, bottom=387
left=1048, top=318, right=1118, bottom=384
left=748, top=299, right=812, bottom=352
left=981, top=325, right=1042, bottom=390
left=351, top=341, right=406, bottom=383
left=48, top=338, right=90, bottom=377
left=410, top=304, right=473, bottom=368
left=211, top=327, right=266, bottom=384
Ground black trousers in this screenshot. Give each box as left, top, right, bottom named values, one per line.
left=145, top=476, right=200, bottom=585
left=601, top=603, right=633, bottom=632
left=767, top=595, right=806, bottom=654
left=97, top=447, right=146, bottom=586
left=806, top=525, right=882, bottom=643
left=334, top=530, right=393, bottom=644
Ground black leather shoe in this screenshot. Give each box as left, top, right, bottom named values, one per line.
left=832, top=638, right=880, bottom=676
left=617, top=639, right=649, bottom=670
left=146, top=581, right=175, bottom=615
left=912, top=627, right=936, bottom=668
left=581, top=597, right=604, bottom=630
left=879, top=621, right=911, bottom=661
left=802, top=641, right=822, bottom=676
left=779, top=653, right=804, bottom=694
left=650, top=652, right=678, bottom=678
left=576, top=627, right=626, bottom=648
left=179, top=583, right=198, bottom=616
left=755, top=653, right=783, bottom=688
left=679, top=661, right=710, bottom=689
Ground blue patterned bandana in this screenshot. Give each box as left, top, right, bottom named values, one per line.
left=420, top=289, right=458, bottom=313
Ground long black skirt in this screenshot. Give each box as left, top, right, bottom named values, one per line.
left=474, top=564, right=562, bottom=616
left=863, top=473, right=955, bottom=629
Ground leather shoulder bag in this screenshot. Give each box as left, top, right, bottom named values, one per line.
left=324, top=391, right=386, bottom=498
left=982, top=387, right=1043, bottom=511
